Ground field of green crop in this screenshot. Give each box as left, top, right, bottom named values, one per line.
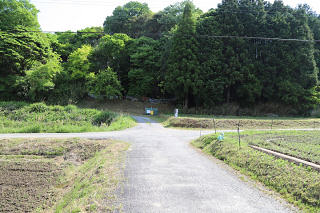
left=244, top=131, right=320, bottom=164
left=0, top=101, right=136, bottom=133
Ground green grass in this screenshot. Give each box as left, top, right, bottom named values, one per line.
left=192, top=131, right=320, bottom=212
left=0, top=101, right=136, bottom=133
left=52, top=140, right=129, bottom=212
left=243, top=131, right=320, bottom=164
left=156, top=114, right=320, bottom=130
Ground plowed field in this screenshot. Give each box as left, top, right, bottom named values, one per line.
left=0, top=138, right=107, bottom=212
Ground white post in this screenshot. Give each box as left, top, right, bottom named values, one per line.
left=174, top=109, right=179, bottom=117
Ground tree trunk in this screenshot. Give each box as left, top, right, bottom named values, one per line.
left=226, top=86, right=231, bottom=103
left=184, top=95, right=189, bottom=110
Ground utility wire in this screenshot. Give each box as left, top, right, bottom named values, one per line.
left=30, top=0, right=167, bottom=7
left=197, top=34, right=320, bottom=43
left=0, top=30, right=319, bottom=43
left=30, top=0, right=316, bottom=16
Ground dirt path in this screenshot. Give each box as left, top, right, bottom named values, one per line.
left=0, top=116, right=298, bottom=212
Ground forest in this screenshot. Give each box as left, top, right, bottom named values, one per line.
left=1, top=0, right=320, bottom=115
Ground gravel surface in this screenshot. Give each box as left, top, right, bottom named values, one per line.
left=0, top=116, right=298, bottom=213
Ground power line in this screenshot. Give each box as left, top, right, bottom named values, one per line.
left=1, top=30, right=319, bottom=43
left=197, top=34, right=320, bottom=43
left=30, top=0, right=167, bottom=7
left=29, top=0, right=318, bottom=16
left=0, top=30, right=105, bottom=34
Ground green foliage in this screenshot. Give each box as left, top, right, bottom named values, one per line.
left=0, top=30, right=53, bottom=98
left=90, top=34, right=129, bottom=72
left=55, top=27, right=103, bottom=62
left=1, top=0, right=320, bottom=115
left=27, top=102, right=48, bottom=113
left=22, top=54, right=62, bottom=101
left=66, top=45, right=92, bottom=80
left=103, top=1, right=152, bottom=38
left=92, top=111, right=117, bottom=126
left=144, top=0, right=203, bottom=39
left=0, top=0, right=51, bottom=100
left=0, top=31, right=50, bottom=73
left=87, top=67, right=123, bottom=99
left=165, top=3, right=202, bottom=108
left=127, top=69, right=154, bottom=97
left=0, top=101, right=135, bottom=133
left=90, top=34, right=131, bottom=92
left=0, top=101, right=28, bottom=110
left=48, top=45, right=92, bottom=104
left=0, top=0, right=40, bottom=30
left=195, top=0, right=318, bottom=112
left=127, top=36, right=161, bottom=97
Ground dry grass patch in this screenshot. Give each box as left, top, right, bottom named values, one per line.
left=165, top=116, right=320, bottom=130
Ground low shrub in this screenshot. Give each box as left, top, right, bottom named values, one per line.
left=27, top=102, right=48, bottom=113
left=50, top=105, right=64, bottom=112
left=0, top=101, right=28, bottom=111
left=92, top=111, right=117, bottom=126
left=64, top=104, right=78, bottom=112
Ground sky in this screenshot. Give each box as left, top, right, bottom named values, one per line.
left=29, top=0, right=320, bottom=32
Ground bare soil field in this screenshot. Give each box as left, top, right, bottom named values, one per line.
left=165, top=116, right=320, bottom=130
left=0, top=138, right=123, bottom=212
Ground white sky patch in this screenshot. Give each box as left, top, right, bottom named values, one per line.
left=29, top=0, right=320, bottom=32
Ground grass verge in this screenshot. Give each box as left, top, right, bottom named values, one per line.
left=191, top=132, right=320, bottom=212
left=0, top=101, right=136, bottom=133
left=51, top=140, right=129, bottom=212
left=0, top=138, right=129, bottom=212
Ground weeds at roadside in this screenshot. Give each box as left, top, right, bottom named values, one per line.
left=0, top=101, right=136, bottom=133
left=192, top=131, right=320, bottom=212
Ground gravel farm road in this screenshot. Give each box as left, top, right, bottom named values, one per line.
left=0, top=116, right=298, bottom=213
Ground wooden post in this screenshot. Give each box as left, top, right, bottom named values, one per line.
left=213, top=118, right=216, bottom=134
left=238, top=121, right=241, bottom=149
left=271, top=119, right=273, bottom=130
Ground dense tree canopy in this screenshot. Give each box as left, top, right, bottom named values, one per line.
left=165, top=3, right=202, bottom=109
left=103, top=1, right=152, bottom=38
left=144, top=1, right=202, bottom=39
left=0, top=0, right=50, bottom=99
left=127, top=37, right=161, bottom=97
left=1, top=0, right=320, bottom=115
left=0, top=0, right=40, bottom=30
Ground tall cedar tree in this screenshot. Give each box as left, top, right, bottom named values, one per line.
left=165, top=2, right=202, bottom=109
